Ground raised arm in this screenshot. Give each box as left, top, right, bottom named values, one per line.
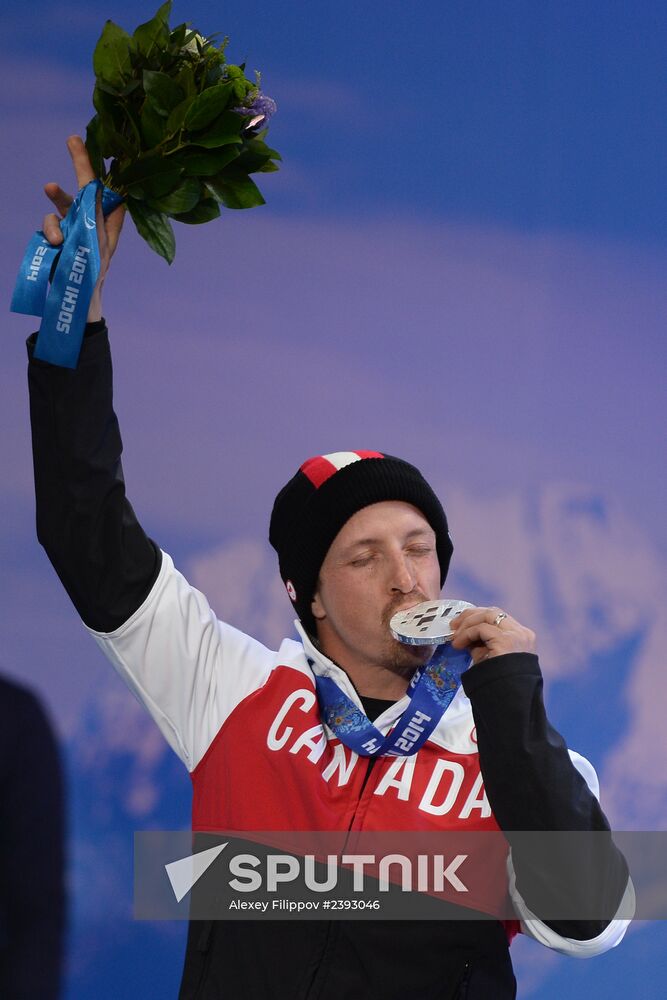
left=28, top=137, right=159, bottom=632
left=27, top=139, right=279, bottom=771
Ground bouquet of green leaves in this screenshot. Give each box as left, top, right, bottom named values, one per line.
left=86, top=1, right=280, bottom=263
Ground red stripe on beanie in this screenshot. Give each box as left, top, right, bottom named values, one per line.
left=300, top=455, right=339, bottom=488
left=300, top=451, right=385, bottom=489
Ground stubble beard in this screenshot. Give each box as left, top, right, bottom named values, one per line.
left=381, top=593, right=436, bottom=681
left=384, top=636, right=434, bottom=680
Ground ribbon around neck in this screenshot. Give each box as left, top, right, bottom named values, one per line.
left=11, top=181, right=123, bottom=369
left=314, top=642, right=472, bottom=758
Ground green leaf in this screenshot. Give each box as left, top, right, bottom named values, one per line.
left=234, top=138, right=282, bottom=174
left=246, top=139, right=282, bottom=161
left=117, top=103, right=143, bottom=151
left=95, top=122, right=115, bottom=159
left=85, top=116, right=105, bottom=177
left=131, top=171, right=184, bottom=200
left=184, top=81, right=234, bottom=130
left=234, top=151, right=270, bottom=173
left=170, top=22, right=189, bottom=48
left=119, top=156, right=183, bottom=198
left=143, top=70, right=185, bottom=116
left=95, top=79, right=122, bottom=98
left=147, top=178, right=203, bottom=215
left=165, top=96, right=194, bottom=135
left=93, top=84, right=116, bottom=117
left=231, top=79, right=246, bottom=101
left=257, top=161, right=280, bottom=172
left=98, top=125, right=136, bottom=160
left=206, top=172, right=265, bottom=209
left=140, top=103, right=167, bottom=147
left=119, top=79, right=143, bottom=98
left=133, top=1, right=171, bottom=59
left=172, top=197, right=221, bottom=225
left=234, top=138, right=281, bottom=174
left=205, top=64, right=224, bottom=86
left=188, top=110, right=242, bottom=148
left=127, top=199, right=175, bottom=264
left=178, top=146, right=240, bottom=176
left=175, top=63, right=196, bottom=97
left=93, top=20, right=134, bottom=90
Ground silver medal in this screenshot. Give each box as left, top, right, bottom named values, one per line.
left=390, top=599, right=475, bottom=645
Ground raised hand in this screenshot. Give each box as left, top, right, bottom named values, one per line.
left=42, top=135, right=125, bottom=322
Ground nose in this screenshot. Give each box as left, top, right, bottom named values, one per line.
left=389, top=550, right=417, bottom=595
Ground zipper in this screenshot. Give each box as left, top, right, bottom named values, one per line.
left=192, top=921, right=216, bottom=1000
left=346, top=756, right=377, bottom=831
left=454, top=960, right=472, bottom=1000
left=302, top=756, right=378, bottom=1000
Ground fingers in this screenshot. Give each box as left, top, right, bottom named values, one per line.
left=42, top=212, right=64, bottom=246
left=44, top=182, right=74, bottom=218
left=42, top=158, right=78, bottom=245
left=66, top=134, right=96, bottom=189
left=450, top=607, right=511, bottom=631
left=105, top=203, right=126, bottom=257
left=42, top=135, right=94, bottom=226
left=449, top=605, right=537, bottom=659
left=94, top=195, right=126, bottom=262
left=94, top=188, right=108, bottom=260
left=41, top=137, right=124, bottom=274
left=450, top=621, right=499, bottom=648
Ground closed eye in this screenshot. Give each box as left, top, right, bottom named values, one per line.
left=350, top=554, right=375, bottom=567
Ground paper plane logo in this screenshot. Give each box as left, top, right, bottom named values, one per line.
left=165, top=843, right=228, bottom=902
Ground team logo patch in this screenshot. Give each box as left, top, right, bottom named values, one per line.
left=285, top=580, right=297, bottom=601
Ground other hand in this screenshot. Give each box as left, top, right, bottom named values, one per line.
left=449, top=606, right=536, bottom=665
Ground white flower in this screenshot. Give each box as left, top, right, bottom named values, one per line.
left=182, top=32, right=207, bottom=55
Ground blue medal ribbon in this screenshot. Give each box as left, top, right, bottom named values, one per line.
left=11, top=181, right=123, bottom=369
left=314, top=643, right=472, bottom=757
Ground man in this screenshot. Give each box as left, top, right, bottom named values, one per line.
left=27, top=137, right=631, bottom=999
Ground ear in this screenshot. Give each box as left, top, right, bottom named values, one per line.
left=311, top=586, right=326, bottom=621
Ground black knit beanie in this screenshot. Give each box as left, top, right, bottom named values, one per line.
left=269, top=450, right=453, bottom=634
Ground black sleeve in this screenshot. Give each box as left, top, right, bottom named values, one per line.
left=461, top=652, right=629, bottom=940
left=27, top=321, right=161, bottom=632
left=0, top=678, right=66, bottom=1000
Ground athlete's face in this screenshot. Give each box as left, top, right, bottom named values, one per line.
left=311, top=501, right=442, bottom=687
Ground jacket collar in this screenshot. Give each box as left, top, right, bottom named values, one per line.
left=294, top=619, right=412, bottom=728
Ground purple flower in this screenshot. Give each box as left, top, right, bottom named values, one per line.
left=232, top=92, right=277, bottom=130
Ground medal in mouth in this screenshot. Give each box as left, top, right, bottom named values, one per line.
left=390, top=599, right=475, bottom=645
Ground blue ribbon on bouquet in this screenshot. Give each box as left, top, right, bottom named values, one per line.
left=314, top=642, right=472, bottom=757
left=11, top=180, right=123, bottom=369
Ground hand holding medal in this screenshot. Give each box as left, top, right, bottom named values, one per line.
left=41, top=137, right=126, bottom=327
left=391, top=599, right=537, bottom=665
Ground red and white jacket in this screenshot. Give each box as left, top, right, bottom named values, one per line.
left=88, top=549, right=632, bottom=956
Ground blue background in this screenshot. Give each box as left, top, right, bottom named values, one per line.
left=2, top=1, right=666, bottom=996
